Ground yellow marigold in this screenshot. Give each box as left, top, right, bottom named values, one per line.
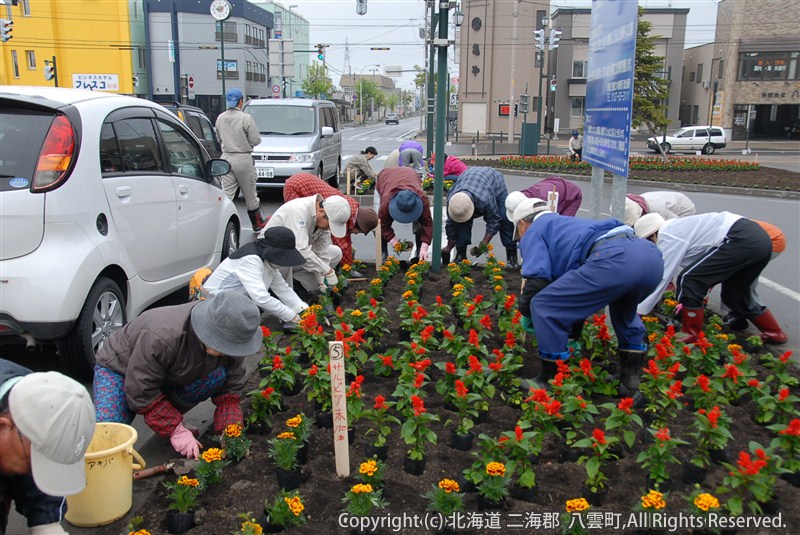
left=350, top=309, right=363, bottom=317
left=486, top=462, right=505, bottom=476
left=498, top=261, right=506, bottom=268
left=716, top=333, right=729, bottom=341
left=452, top=291, right=462, bottom=298
left=342, top=264, right=352, bottom=272
left=356, top=290, right=366, bottom=298
left=352, top=483, right=373, bottom=494
left=370, top=279, right=382, bottom=286
left=664, top=298, right=678, bottom=307
left=277, top=431, right=297, bottom=440
left=240, top=521, right=263, bottom=535
left=201, top=448, right=224, bottom=462
left=493, top=275, right=504, bottom=281
left=284, top=495, right=304, bottom=516
left=712, top=323, right=722, bottom=331
left=447, top=262, right=457, bottom=268
left=402, top=290, right=414, bottom=299
left=177, top=475, right=200, bottom=487
left=727, top=344, right=743, bottom=352
left=464, top=277, right=474, bottom=284
left=461, top=259, right=472, bottom=266
left=359, top=459, right=378, bottom=476
left=452, top=284, right=465, bottom=291
left=286, top=415, right=303, bottom=427
left=641, top=316, right=659, bottom=323
left=379, top=265, right=390, bottom=272
left=486, top=244, right=494, bottom=251
left=225, top=423, right=242, bottom=438
left=641, top=490, right=666, bottom=509
left=648, top=332, right=658, bottom=342
left=438, top=479, right=460, bottom=493
left=694, top=493, right=720, bottom=512
left=565, top=498, right=590, bottom=512
left=492, top=267, right=502, bottom=273
left=130, top=530, right=152, bottom=535
left=494, top=285, right=503, bottom=292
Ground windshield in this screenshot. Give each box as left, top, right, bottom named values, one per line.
left=245, top=105, right=316, bottom=135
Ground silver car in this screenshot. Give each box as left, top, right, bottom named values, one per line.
left=646, top=126, right=727, bottom=155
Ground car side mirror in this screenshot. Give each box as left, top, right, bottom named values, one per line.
left=208, top=159, right=231, bottom=177
left=321, top=126, right=334, bottom=138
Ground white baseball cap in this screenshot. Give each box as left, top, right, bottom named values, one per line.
left=624, top=197, right=644, bottom=226
left=505, top=190, right=528, bottom=221
left=9, top=372, right=96, bottom=496
left=322, top=195, right=351, bottom=238
left=512, top=197, right=549, bottom=240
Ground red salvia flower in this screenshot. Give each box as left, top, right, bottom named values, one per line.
left=779, top=351, right=793, bottom=363
left=260, top=326, right=271, bottom=337
left=618, top=397, right=634, bottom=414
left=368, top=310, right=377, bottom=320
left=706, top=405, right=721, bottom=428
left=411, top=395, right=426, bottom=416
left=308, top=364, right=318, bottom=376
left=503, top=294, right=516, bottom=311
left=370, top=298, right=378, bottom=307
left=467, top=355, right=484, bottom=375
left=465, top=304, right=476, bottom=317
left=552, top=372, right=565, bottom=387
left=455, top=380, right=468, bottom=398
left=592, top=428, right=607, bottom=445
left=515, top=425, right=524, bottom=442
left=380, top=355, right=394, bottom=369
left=445, top=362, right=457, bottom=375
left=435, top=295, right=443, bottom=306
left=747, top=379, right=760, bottom=388
left=335, top=306, right=344, bottom=318
left=654, top=427, right=671, bottom=442
left=694, top=332, right=713, bottom=354
left=696, top=374, right=711, bottom=393
left=443, top=329, right=454, bottom=340
left=645, top=359, right=661, bottom=378
left=544, top=400, right=562, bottom=417
left=261, top=387, right=275, bottom=399
left=469, top=329, right=480, bottom=347
left=504, top=331, right=517, bottom=349
left=373, top=395, right=387, bottom=410
left=489, top=361, right=503, bottom=372
left=779, top=419, right=800, bottom=436
left=579, top=359, right=596, bottom=381
left=778, top=387, right=790, bottom=401
left=273, top=355, right=284, bottom=370
left=413, top=373, right=425, bottom=389
left=410, top=359, right=432, bottom=372
left=721, top=364, right=743, bottom=384
left=666, top=380, right=683, bottom=400
left=474, top=294, right=484, bottom=304
left=479, top=314, right=492, bottom=330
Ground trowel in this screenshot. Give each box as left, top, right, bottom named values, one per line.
left=133, top=458, right=198, bottom=480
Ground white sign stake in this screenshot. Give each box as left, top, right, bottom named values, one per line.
left=375, top=220, right=382, bottom=273
left=329, top=341, right=350, bottom=477
left=547, top=185, right=559, bottom=213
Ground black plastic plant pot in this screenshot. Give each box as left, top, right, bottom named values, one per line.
left=781, top=471, right=800, bottom=488
left=645, top=476, right=671, bottom=493
left=582, top=485, right=607, bottom=507
left=364, top=444, right=388, bottom=462
left=457, top=474, right=476, bottom=493
left=166, top=510, right=195, bottom=534
left=247, top=420, right=272, bottom=436
left=476, top=494, right=504, bottom=511
left=511, top=484, right=537, bottom=502
left=297, top=442, right=309, bottom=464
left=281, top=379, right=303, bottom=397
left=315, top=410, right=333, bottom=428
left=680, top=460, right=708, bottom=484
left=403, top=455, right=426, bottom=476
left=276, top=466, right=302, bottom=490
left=710, top=446, right=731, bottom=465
left=449, top=430, right=474, bottom=451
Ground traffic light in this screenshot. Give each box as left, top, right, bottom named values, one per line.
left=44, top=62, right=56, bottom=81
left=550, top=77, right=557, bottom=92
left=0, top=19, right=13, bottom=42
left=533, top=29, right=545, bottom=50
left=519, top=94, right=529, bottom=114
left=549, top=29, right=562, bottom=50
left=316, top=44, right=324, bottom=60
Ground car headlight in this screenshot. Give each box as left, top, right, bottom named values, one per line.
left=289, top=153, right=313, bottom=163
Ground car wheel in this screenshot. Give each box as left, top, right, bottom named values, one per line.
left=222, top=220, right=239, bottom=260
left=661, top=142, right=672, bottom=153
left=702, top=143, right=715, bottom=155
left=57, top=277, right=127, bottom=380
left=328, top=161, right=340, bottom=188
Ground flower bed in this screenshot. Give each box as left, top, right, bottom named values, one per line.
left=126, top=257, right=798, bottom=535
left=497, top=155, right=760, bottom=173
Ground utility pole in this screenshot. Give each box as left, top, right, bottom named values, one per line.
left=219, top=21, right=226, bottom=100
left=425, top=1, right=437, bottom=160
left=431, top=1, right=450, bottom=273
left=507, top=0, right=520, bottom=143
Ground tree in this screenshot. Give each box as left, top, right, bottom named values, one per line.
left=386, top=93, right=399, bottom=114
left=633, top=7, right=671, bottom=159
left=302, top=63, right=333, bottom=99
left=413, top=65, right=426, bottom=90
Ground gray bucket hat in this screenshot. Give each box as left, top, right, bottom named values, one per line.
left=190, top=292, right=262, bottom=357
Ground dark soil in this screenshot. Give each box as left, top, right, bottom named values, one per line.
left=126, top=267, right=798, bottom=535
left=463, top=159, right=800, bottom=192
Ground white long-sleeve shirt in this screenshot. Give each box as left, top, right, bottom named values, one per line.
left=203, top=255, right=307, bottom=322
left=260, top=195, right=334, bottom=282
left=642, top=191, right=696, bottom=221
left=637, top=212, right=742, bottom=315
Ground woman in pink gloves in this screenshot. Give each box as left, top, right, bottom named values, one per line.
left=93, top=292, right=262, bottom=458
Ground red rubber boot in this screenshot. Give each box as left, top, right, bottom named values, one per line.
left=750, top=309, right=788, bottom=344
left=676, top=307, right=704, bottom=344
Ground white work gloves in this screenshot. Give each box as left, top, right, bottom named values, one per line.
left=419, top=243, right=431, bottom=262
left=30, top=523, right=68, bottom=535
left=324, top=270, right=338, bottom=288
left=170, top=422, right=202, bottom=459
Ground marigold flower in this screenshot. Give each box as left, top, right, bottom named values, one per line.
left=565, top=497, right=590, bottom=512
left=201, top=448, right=224, bottom=462
left=241, top=521, right=263, bottom=534
left=286, top=415, right=303, bottom=428
left=694, top=493, right=720, bottom=512
left=359, top=459, right=378, bottom=477
left=727, top=343, right=743, bottom=352
left=224, top=423, right=243, bottom=438
left=130, top=531, right=152, bottom=535
left=351, top=483, right=373, bottom=494
left=177, top=475, right=200, bottom=487
left=486, top=462, right=506, bottom=476
left=641, top=490, right=666, bottom=509
left=277, top=432, right=297, bottom=440
left=438, top=478, right=460, bottom=493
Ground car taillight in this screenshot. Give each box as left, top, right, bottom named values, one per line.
left=33, top=114, right=76, bottom=192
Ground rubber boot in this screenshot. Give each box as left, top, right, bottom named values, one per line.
left=521, top=359, right=560, bottom=392
left=722, top=313, right=748, bottom=331
left=676, top=307, right=704, bottom=344
left=454, top=245, right=468, bottom=263
left=618, top=349, right=646, bottom=397
left=248, top=209, right=267, bottom=232
left=505, top=247, right=520, bottom=271
left=750, top=309, right=788, bottom=344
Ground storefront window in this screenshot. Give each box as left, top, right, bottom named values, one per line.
left=738, top=51, right=799, bottom=81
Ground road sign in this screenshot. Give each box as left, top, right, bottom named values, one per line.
left=352, top=94, right=358, bottom=101
left=187, top=75, right=195, bottom=99
left=582, top=0, right=638, bottom=178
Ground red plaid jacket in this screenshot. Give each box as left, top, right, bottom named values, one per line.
left=283, top=173, right=359, bottom=265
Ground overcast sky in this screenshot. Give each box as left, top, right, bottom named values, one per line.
left=281, top=0, right=719, bottom=90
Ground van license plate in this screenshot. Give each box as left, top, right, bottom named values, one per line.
left=256, top=167, right=274, bottom=179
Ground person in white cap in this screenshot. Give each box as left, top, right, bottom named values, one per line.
left=259, top=194, right=351, bottom=299
left=1, top=359, right=96, bottom=535
left=93, top=292, right=263, bottom=460
left=514, top=203, right=663, bottom=394
left=504, top=176, right=583, bottom=220
left=635, top=212, right=787, bottom=345
left=443, top=167, right=517, bottom=268
left=216, top=87, right=267, bottom=232
left=622, top=191, right=695, bottom=227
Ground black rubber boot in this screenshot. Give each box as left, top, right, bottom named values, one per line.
left=521, top=359, right=560, bottom=392
left=505, top=247, right=520, bottom=270
left=618, top=349, right=646, bottom=397
left=454, top=246, right=468, bottom=263
left=248, top=209, right=267, bottom=232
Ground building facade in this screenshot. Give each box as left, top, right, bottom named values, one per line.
left=681, top=0, right=800, bottom=140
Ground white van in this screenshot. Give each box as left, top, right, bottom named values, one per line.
left=243, top=99, right=342, bottom=188
left=646, top=126, right=727, bottom=155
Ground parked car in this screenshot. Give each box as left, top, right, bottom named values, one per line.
left=385, top=113, right=399, bottom=125
left=243, top=98, right=342, bottom=188
left=0, top=86, right=240, bottom=379
left=646, top=126, right=727, bottom=154
left=158, top=102, right=222, bottom=158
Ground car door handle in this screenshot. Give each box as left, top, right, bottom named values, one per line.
left=178, top=185, right=190, bottom=194
left=115, top=186, right=131, bottom=198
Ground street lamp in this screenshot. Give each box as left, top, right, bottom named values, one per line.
left=536, top=15, right=550, bottom=149
left=359, top=64, right=379, bottom=124
left=287, top=5, right=298, bottom=97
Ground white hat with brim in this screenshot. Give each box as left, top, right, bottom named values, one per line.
left=448, top=191, right=474, bottom=223
left=505, top=191, right=528, bottom=221
left=322, top=195, right=351, bottom=238
left=9, top=372, right=96, bottom=496
left=624, top=197, right=644, bottom=227
left=512, top=197, right=549, bottom=240
left=634, top=213, right=666, bottom=239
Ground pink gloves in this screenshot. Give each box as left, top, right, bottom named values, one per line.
left=170, top=422, right=202, bottom=459
left=388, top=237, right=399, bottom=251
left=419, top=243, right=430, bottom=261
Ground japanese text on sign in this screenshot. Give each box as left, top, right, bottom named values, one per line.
left=73, top=74, right=120, bottom=92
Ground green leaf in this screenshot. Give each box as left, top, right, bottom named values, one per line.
left=586, top=456, right=600, bottom=480
left=519, top=470, right=536, bottom=488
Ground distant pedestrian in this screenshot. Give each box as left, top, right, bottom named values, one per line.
left=283, top=173, right=378, bottom=268
left=569, top=130, right=583, bottom=161
left=376, top=167, right=434, bottom=262
left=429, top=152, right=467, bottom=181
left=215, top=88, right=266, bottom=231
left=398, top=140, right=424, bottom=169
left=623, top=191, right=696, bottom=226
left=505, top=176, right=583, bottom=219
left=345, top=146, right=378, bottom=189
left=635, top=212, right=787, bottom=344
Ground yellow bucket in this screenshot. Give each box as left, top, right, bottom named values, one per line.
left=65, top=422, right=146, bottom=527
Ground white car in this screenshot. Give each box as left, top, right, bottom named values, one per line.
left=0, top=86, right=241, bottom=378
left=646, top=126, right=727, bottom=155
